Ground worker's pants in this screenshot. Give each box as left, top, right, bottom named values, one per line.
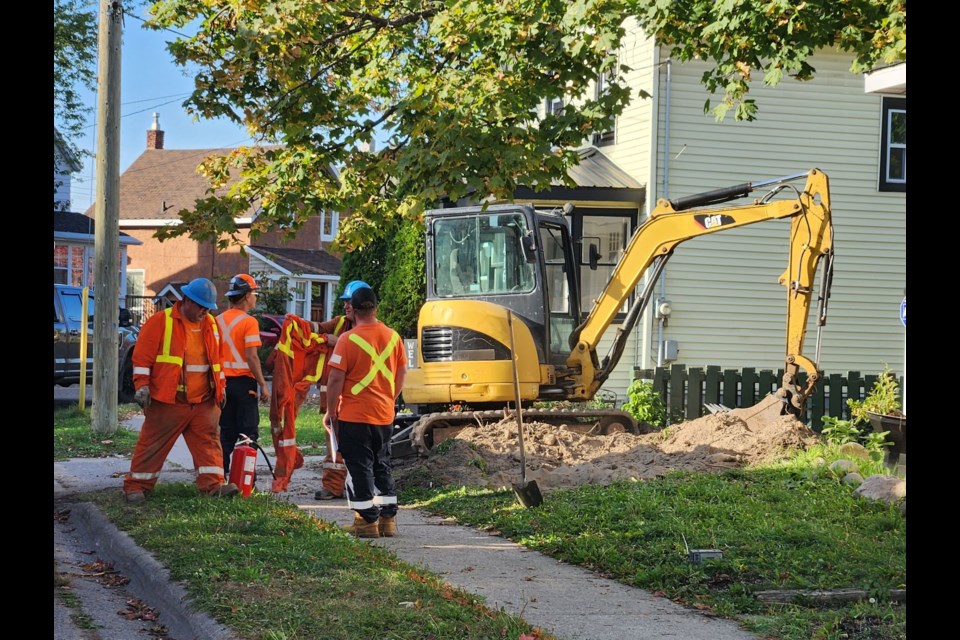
left=219, top=375, right=260, bottom=475
left=338, top=420, right=397, bottom=523
left=124, top=398, right=225, bottom=495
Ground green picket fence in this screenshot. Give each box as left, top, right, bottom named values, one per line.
left=634, top=365, right=905, bottom=433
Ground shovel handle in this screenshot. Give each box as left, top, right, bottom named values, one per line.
left=507, top=311, right=527, bottom=484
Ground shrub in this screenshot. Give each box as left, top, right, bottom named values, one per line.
left=621, top=379, right=667, bottom=428
left=847, top=364, right=903, bottom=425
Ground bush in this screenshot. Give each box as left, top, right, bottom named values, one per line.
left=621, top=379, right=667, bottom=428
left=847, top=364, right=903, bottom=424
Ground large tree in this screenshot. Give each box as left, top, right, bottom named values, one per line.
left=54, top=0, right=99, bottom=156
left=146, top=0, right=905, bottom=250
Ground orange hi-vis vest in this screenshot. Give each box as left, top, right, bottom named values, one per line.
left=217, top=308, right=261, bottom=378
left=330, top=323, right=405, bottom=425
left=132, top=303, right=225, bottom=405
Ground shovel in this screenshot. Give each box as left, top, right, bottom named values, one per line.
left=507, top=310, right=543, bottom=508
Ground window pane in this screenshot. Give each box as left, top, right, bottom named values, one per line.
left=580, top=215, right=630, bottom=314
left=432, top=213, right=535, bottom=296
left=888, top=148, right=906, bottom=182
left=54, top=244, right=68, bottom=267
left=891, top=110, right=906, bottom=145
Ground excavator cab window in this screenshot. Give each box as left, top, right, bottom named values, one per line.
left=432, top=214, right=536, bottom=297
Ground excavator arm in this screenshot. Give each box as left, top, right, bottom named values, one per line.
left=566, top=168, right=834, bottom=416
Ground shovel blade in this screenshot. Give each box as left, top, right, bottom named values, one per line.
left=513, top=480, right=543, bottom=508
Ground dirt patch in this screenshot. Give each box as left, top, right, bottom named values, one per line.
left=393, top=410, right=819, bottom=492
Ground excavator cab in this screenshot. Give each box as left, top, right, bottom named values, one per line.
left=420, top=204, right=581, bottom=373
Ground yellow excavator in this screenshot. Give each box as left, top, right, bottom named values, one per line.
left=394, top=168, right=834, bottom=456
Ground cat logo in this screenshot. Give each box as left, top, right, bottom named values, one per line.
left=694, top=213, right=735, bottom=230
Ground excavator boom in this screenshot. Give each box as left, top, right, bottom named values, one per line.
left=566, top=168, right=834, bottom=414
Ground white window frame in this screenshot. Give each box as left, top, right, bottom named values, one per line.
left=320, top=209, right=340, bottom=242
left=879, top=97, right=906, bottom=192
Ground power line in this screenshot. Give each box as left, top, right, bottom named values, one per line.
left=124, top=10, right=191, bottom=38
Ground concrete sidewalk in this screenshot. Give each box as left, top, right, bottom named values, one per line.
left=54, top=415, right=761, bottom=640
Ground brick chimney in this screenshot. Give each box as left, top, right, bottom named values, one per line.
left=146, top=112, right=164, bottom=150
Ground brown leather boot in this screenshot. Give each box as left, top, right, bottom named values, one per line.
left=346, top=514, right=380, bottom=538
left=378, top=515, right=397, bottom=537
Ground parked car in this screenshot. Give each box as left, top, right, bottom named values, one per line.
left=257, top=313, right=285, bottom=350
left=54, top=284, right=138, bottom=403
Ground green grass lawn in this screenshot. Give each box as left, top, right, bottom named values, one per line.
left=402, top=456, right=906, bottom=640
left=56, top=408, right=905, bottom=639
left=88, top=484, right=552, bottom=640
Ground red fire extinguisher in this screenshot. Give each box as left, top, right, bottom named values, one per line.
left=229, top=434, right=258, bottom=498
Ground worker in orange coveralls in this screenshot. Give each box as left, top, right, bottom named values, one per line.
left=311, top=280, right=371, bottom=501
left=268, top=314, right=327, bottom=492
left=123, top=278, right=240, bottom=503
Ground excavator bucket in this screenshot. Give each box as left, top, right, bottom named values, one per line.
left=711, top=394, right=794, bottom=430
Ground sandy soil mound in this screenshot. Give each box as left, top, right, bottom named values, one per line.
left=393, top=410, right=820, bottom=492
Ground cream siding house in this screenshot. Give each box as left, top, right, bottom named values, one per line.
left=530, top=27, right=905, bottom=405
left=640, top=50, right=906, bottom=381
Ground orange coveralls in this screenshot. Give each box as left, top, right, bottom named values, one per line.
left=124, top=303, right=227, bottom=495
left=269, top=315, right=327, bottom=492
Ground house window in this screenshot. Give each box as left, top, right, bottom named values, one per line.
left=545, top=96, right=564, bottom=116
left=320, top=210, right=339, bottom=242
left=592, top=66, right=616, bottom=146
left=292, top=280, right=308, bottom=317
left=54, top=242, right=90, bottom=287
left=577, top=213, right=633, bottom=317
left=879, top=97, right=906, bottom=192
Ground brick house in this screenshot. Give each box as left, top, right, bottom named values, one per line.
left=84, top=113, right=342, bottom=322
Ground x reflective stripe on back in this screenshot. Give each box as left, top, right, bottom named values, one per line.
left=217, top=312, right=249, bottom=368
left=348, top=331, right=400, bottom=396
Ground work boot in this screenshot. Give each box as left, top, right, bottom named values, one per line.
left=209, top=483, right=240, bottom=498
left=345, top=514, right=380, bottom=538
left=314, top=487, right=341, bottom=501
left=123, top=491, right=146, bottom=505
left=378, top=515, right=398, bottom=537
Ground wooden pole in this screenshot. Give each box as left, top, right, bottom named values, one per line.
left=91, top=0, right=122, bottom=435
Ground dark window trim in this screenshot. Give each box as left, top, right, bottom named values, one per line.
left=879, top=97, right=906, bottom=193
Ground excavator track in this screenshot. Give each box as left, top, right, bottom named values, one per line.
left=392, top=408, right=645, bottom=458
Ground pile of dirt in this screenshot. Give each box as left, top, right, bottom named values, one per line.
left=393, top=409, right=819, bottom=492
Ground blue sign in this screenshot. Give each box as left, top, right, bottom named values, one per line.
left=899, top=297, right=906, bottom=327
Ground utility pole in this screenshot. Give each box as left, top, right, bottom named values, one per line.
left=91, top=0, right=123, bottom=435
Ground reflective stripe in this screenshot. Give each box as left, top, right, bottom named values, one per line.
left=373, top=495, right=398, bottom=505
left=197, top=466, right=224, bottom=475
left=129, top=471, right=160, bottom=480
left=348, top=499, right=374, bottom=509
left=318, top=385, right=327, bottom=393
left=155, top=308, right=183, bottom=365
left=334, top=316, right=346, bottom=334
left=217, top=311, right=251, bottom=371
left=243, top=335, right=259, bottom=344
left=322, top=462, right=347, bottom=470
left=348, top=331, right=401, bottom=396
left=185, top=364, right=210, bottom=372
left=133, top=366, right=151, bottom=375
left=278, top=438, right=297, bottom=447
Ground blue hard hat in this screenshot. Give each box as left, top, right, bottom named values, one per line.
left=181, top=278, right=218, bottom=310
left=340, top=280, right=371, bottom=300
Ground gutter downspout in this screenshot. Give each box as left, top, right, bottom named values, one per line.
left=656, top=56, right=672, bottom=368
